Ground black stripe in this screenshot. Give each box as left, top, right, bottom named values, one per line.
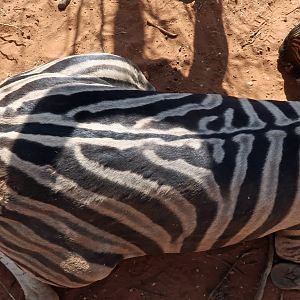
left=245, top=133, right=300, bottom=240
left=212, top=133, right=269, bottom=248
left=0, top=77, right=113, bottom=108
left=15, top=90, right=156, bottom=115
left=277, top=102, right=300, bottom=120
left=11, top=139, right=61, bottom=166
left=209, top=138, right=238, bottom=200
left=73, top=93, right=217, bottom=128
left=250, top=100, right=278, bottom=124
left=278, top=235, right=300, bottom=241
left=0, top=220, right=64, bottom=258
left=154, top=144, right=211, bottom=169
left=285, top=247, right=300, bottom=253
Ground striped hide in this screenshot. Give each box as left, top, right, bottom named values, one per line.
left=0, top=53, right=300, bottom=298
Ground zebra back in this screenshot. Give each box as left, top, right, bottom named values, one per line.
left=1, top=53, right=300, bottom=288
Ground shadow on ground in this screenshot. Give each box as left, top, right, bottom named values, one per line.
left=111, top=0, right=228, bottom=94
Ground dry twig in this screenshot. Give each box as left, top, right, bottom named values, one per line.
left=146, top=20, right=178, bottom=38
left=0, top=50, right=17, bottom=62
left=0, top=280, right=17, bottom=300
left=208, top=250, right=252, bottom=300
left=0, top=23, right=24, bottom=34
left=286, top=6, right=300, bottom=15
left=253, top=235, right=274, bottom=300
left=0, top=36, right=25, bottom=47
left=242, top=21, right=267, bottom=48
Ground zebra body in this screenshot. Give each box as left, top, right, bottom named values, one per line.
left=1, top=53, right=300, bottom=298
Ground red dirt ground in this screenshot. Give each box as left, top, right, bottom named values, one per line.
left=1, top=0, right=300, bottom=299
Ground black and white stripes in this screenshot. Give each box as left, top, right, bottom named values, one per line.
left=1, top=53, right=300, bottom=298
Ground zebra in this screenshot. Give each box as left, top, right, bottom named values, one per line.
left=1, top=53, right=300, bottom=299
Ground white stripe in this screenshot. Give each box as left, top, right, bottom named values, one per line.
left=0, top=113, right=195, bottom=136
left=289, top=101, right=300, bottom=117
left=260, top=101, right=294, bottom=126
left=153, top=94, right=223, bottom=121
left=143, top=149, right=223, bottom=251
left=0, top=131, right=204, bottom=150
left=261, top=126, right=300, bottom=236
left=197, top=134, right=254, bottom=250
left=225, top=130, right=286, bottom=245
left=240, top=99, right=266, bottom=129
left=67, top=93, right=191, bottom=117
left=207, top=138, right=225, bottom=164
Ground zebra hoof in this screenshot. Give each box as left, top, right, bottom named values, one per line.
left=271, top=263, right=300, bottom=290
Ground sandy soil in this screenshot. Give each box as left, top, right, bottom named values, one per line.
left=1, top=0, right=300, bottom=299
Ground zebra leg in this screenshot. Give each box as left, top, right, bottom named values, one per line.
left=0, top=251, right=59, bottom=300
left=271, top=226, right=300, bottom=290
